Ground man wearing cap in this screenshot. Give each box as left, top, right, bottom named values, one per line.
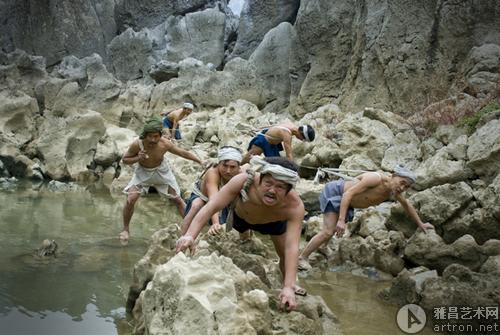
left=176, top=156, right=306, bottom=311
left=160, top=102, right=194, bottom=140
left=180, top=146, right=246, bottom=236
left=298, top=165, right=434, bottom=270
left=242, top=123, right=315, bottom=164
left=120, top=118, right=203, bottom=242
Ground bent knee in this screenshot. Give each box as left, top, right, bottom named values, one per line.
left=320, top=230, right=335, bottom=240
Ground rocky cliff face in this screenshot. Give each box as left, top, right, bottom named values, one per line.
left=2, top=0, right=498, bottom=113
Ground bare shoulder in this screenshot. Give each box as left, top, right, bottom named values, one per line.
left=287, top=191, right=305, bottom=214
left=159, top=137, right=174, bottom=150
left=358, top=172, right=383, bottom=186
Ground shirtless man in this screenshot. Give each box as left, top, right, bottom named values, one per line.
left=242, top=123, right=315, bottom=163
left=176, top=157, right=305, bottom=311
left=120, top=118, right=203, bottom=241
left=180, top=146, right=244, bottom=236
left=298, top=165, right=434, bottom=270
left=160, top=102, right=194, bottom=140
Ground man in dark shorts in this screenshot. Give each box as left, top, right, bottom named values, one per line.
left=176, top=156, right=305, bottom=311
left=242, top=123, right=315, bottom=163
left=298, top=165, right=434, bottom=270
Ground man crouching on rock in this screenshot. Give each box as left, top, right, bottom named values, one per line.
left=298, top=164, right=434, bottom=270
left=120, top=118, right=203, bottom=242
left=176, top=156, right=305, bottom=311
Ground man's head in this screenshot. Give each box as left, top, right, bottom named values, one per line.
left=217, top=146, right=242, bottom=181
left=391, top=164, right=416, bottom=194
left=140, top=118, right=163, bottom=144
left=182, top=102, right=194, bottom=114
left=254, top=157, right=299, bottom=206
left=298, top=125, right=315, bottom=142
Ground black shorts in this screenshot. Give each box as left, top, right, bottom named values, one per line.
left=233, top=211, right=287, bottom=235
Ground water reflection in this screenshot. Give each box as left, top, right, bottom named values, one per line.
left=301, top=271, right=439, bottom=335
left=0, top=181, right=180, bottom=335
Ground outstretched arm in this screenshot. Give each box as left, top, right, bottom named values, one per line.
left=168, top=144, right=203, bottom=165
left=176, top=173, right=248, bottom=252
left=205, top=169, right=223, bottom=233
left=396, top=194, right=434, bottom=233
left=279, top=203, right=304, bottom=311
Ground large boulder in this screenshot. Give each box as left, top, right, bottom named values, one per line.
left=467, top=119, right=500, bottom=178
left=397, top=182, right=474, bottom=229
left=381, top=131, right=421, bottom=172
left=34, top=110, right=106, bottom=180
left=462, top=43, right=500, bottom=95
left=339, top=230, right=406, bottom=276
left=419, top=264, right=500, bottom=331
left=0, top=90, right=39, bottom=146
left=108, top=28, right=156, bottom=82
left=414, top=137, right=472, bottom=190
left=163, top=8, right=226, bottom=69
left=133, top=252, right=341, bottom=335
left=335, top=114, right=394, bottom=165
left=94, top=126, right=137, bottom=167
left=229, top=0, right=301, bottom=60
left=404, top=231, right=489, bottom=273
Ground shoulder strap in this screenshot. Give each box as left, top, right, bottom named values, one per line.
left=225, top=169, right=255, bottom=232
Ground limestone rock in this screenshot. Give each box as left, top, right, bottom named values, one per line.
left=229, top=0, right=300, bottom=60
left=381, top=131, right=421, bottom=172
left=467, top=119, right=500, bottom=178
left=164, top=8, right=226, bottom=69
left=404, top=231, right=488, bottom=273
left=94, top=126, right=137, bottom=167
left=335, top=114, right=394, bottom=165
left=34, top=110, right=106, bottom=180
left=0, top=90, right=39, bottom=146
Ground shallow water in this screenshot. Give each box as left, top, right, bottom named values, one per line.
left=0, top=181, right=178, bottom=335
left=0, top=181, right=436, bottom=335
left=301, top=271, right=438, bottom=335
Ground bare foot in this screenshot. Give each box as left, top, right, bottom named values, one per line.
left=119, top=231, right=129, bottom=243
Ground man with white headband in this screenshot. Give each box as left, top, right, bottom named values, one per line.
left=242, top=123, right=315, bottom=164
left=160, top=102, right=194, bottom=140
left=176, top=156, right=307, bottom=311
left=298, top=164, right=434, bottom=270
left=180, top=146, right=245, bottom=235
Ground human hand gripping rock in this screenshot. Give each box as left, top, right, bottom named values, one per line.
left=175, top=235, right=195, bottom=254
left=279, top=286, right=297, bottom=311
left=420, top=222, right=435, bottom=234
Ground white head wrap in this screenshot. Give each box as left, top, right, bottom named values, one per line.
left=250, top=156, right=300, bottom=187
left=301, top=125, right=311, bottom=142
left=183, top=102, right=194, bottom=110
left=393, top=164, right=416, bottom=183
left=218, top=147, right=242, bottom=163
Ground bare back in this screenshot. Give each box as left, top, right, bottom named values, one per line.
left=263, top=124, right=294, bottom=145
left=167, top=108, right=185, bottom=123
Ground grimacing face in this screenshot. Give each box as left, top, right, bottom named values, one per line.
left=217, top=160, right=240, bottom=181
left=257, top=174, right=289, bottom=206
left=144, top=132, right=161, bottom=145
left=391, top=176, right=412, bottom=194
